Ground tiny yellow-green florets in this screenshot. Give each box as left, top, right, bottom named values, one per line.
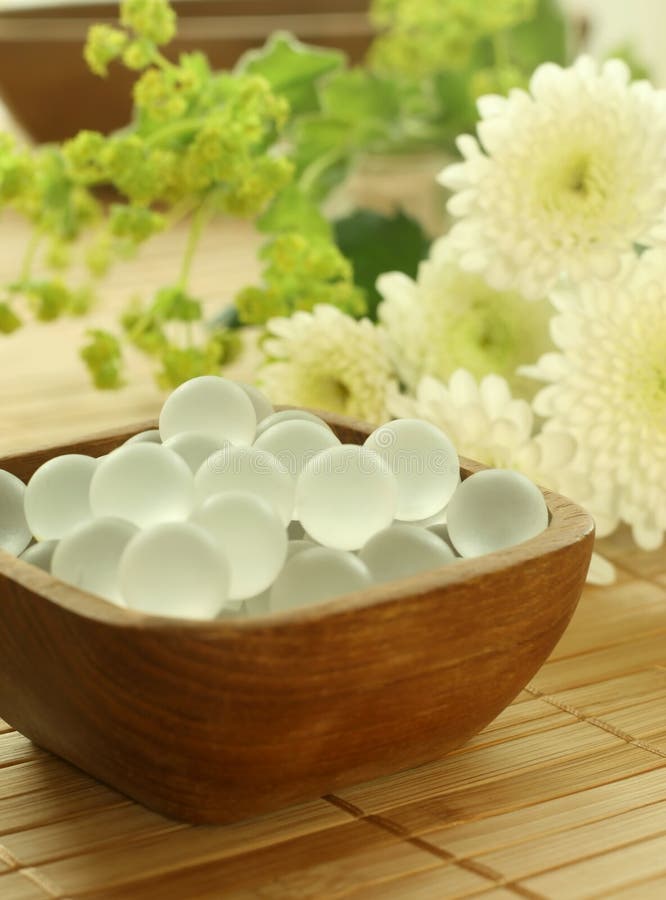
left=120, top=0, right=177, bottom=46
left=84, top=24, right=128, bottom=77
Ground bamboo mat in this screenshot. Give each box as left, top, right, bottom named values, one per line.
left=1, top=218, right=666, bottom=899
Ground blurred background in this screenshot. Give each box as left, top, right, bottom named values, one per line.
left=0, top=0, right=665, bottom=144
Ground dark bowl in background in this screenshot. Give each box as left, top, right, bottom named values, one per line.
left=0, top=0, right=373, bottom=144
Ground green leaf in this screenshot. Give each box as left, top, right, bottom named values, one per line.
left=504, top=0, right=567, bottom=70
left=237, top=32, right=344, bottom=115
left=318, top=69, right=401, bottom=149
left=258, top=184, right=332, bottom=240
left=334, top=209, right=430, bottom=319
left=432, top=69, right=478, bottom=139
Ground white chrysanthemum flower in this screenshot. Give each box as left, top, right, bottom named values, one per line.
left=258, top=304, right=397, bottom=424
left=377, top=237, right=553, bottom=398
left=389, top=370, right=615, bottom=584
left=523, top=248, right=666, bottom=551
left=438, top=56, right=666, bottom=300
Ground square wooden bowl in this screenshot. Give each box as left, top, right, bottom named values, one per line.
left=0, top=411, right=594, bottom=824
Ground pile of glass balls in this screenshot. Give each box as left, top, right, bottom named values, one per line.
left=0, top=376, right=549, bottom=620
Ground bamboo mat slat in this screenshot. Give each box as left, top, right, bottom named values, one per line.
left=1, top=217, right=666, bottom=898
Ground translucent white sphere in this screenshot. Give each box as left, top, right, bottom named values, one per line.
left=364, top=419, right=460, bottom=521
left=270, top=547, right=372, bottom=613
left=296, top=445, right=398, bottom=551
left=52, top=517, right=138, bottom=604
left=447, top=469, right=549, bottom=557
left=428, top=522, right=457, bottom=554
left=192, top=491, right=287, bottom=600
left=19, top=540, right=58, bottom=572
left=24, top=454, right=96, bottom=541
left=163, top=432, right=225, bottom=474
left=237, top=383, right=274, bottom=423
left=254, top=419, right=340, bottom=479
left=124, top=430, right=162, bottom=446
left=243, top=539, right=314, bottom=617
left=255, top=409, right=331, bottom=439
left=359, top=523, right=456, bottom=584
left=90, top=443, right=194, bottom=528
left=195, top=445, right=294, bottom=525
left=0, top=470, right=32, bottom=555
left=120, top=521, right=231, bottom=619
left=159, top=375, right=257, bottom=445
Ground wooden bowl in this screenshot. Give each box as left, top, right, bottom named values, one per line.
left=0, top=0, right=372, bottom=143
left=0, top=412, right=594, bottom=825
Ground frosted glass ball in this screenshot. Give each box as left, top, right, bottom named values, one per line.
left=447, top=469, right=549, bottom=557
left=120, top=521, right=230, bottom=619
left=243, top=539, right=313, bottom=617
left=124, top=429, right=162, bottom=446
left=428, top=522, right=457, bottom=554
left=90, top=444, right=194, bottom=528
left=52, top=517, right=138, bottom=604
left=163, top=432, right=225, bottom=474
left=192, top=491, right=287, bottom=600
left=254, top=419, right=340, bottom=479
left=195, top=445, right=294, bottom=525
left=359, top=523, right=456, bottom=584
left=364, top=419, right=460, bottom=521
left=255, top=409, right=331, bottom=439
left=238, top=383, right=274, bottom=423
left=24, top=454, right=96, bottom=541
left=19, top=540, right=58, bottom=572
left=270, top=547, right=372, bottom=613
left=0, top=470, right=32, bottom=555
left=296, top=445, right=398, bottom=551
left=159, top=375, right=256, bottom=445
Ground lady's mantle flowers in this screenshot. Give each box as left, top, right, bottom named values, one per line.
left=377, top=236, right=553, bottom=398
left=524, top=249, right=666, bottom=551
left=439, top=57, right=666, bottom=300
left=258, top=304, right=397, bottom=424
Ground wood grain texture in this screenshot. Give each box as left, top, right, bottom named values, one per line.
left=0, top=414, right=594, bottom=824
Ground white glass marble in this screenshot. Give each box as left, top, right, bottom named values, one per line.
left=270, top=546, right=372, bottom=613
left=359, top=523, right=456, bottom=584
left=159, top=375, right=256, bottom=445
left=52, top=517, right=138, bottom=604
left=255, top=409, right=331, bottom=439
left=192, top=491, right=288, bottom=600
left=237, top=383, right=274, bottom=423
left=90, top=443, right=195, bottom=528
left=24, top=454, right=96, bottom=541
left=124, top=429, right=162, bottom=446
left=447, top=468, right=549, bottom=557
left=19, top=540, right=58, bottom=572
left=296, top=445, right=398, bottom=550
left=254, top=418, right=340, bottom=479
left=364, top=419, right=460, bottom=521
left=0, top=470, right=32, bottom=555
left=119, top=521, right=231, bottom=619
left=195, top=444, right=294, bottom=525
left=163, top=432, right=225, bottom=474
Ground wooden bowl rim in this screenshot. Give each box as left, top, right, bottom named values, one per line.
left=0, top=409, right=595, bottom=632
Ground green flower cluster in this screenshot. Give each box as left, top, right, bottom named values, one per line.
left=369, top=0, right=536, bottom=75
left=236, top=233, right=366, bottom=324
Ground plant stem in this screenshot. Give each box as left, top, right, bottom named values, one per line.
left=491, top=30, right=511, bottom=70
left=178, top=202, right=208, bottom=291
left=298, top=147, right=347, bottom=195
left=146, top=116, right=204, bottom=147
left=19, top=229, right=42, bottom=285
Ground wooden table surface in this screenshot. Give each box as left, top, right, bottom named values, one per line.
left=1, top=216, right=666, bottom=899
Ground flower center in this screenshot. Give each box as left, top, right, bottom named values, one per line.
left=313, top=375, right=350, bottom=413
